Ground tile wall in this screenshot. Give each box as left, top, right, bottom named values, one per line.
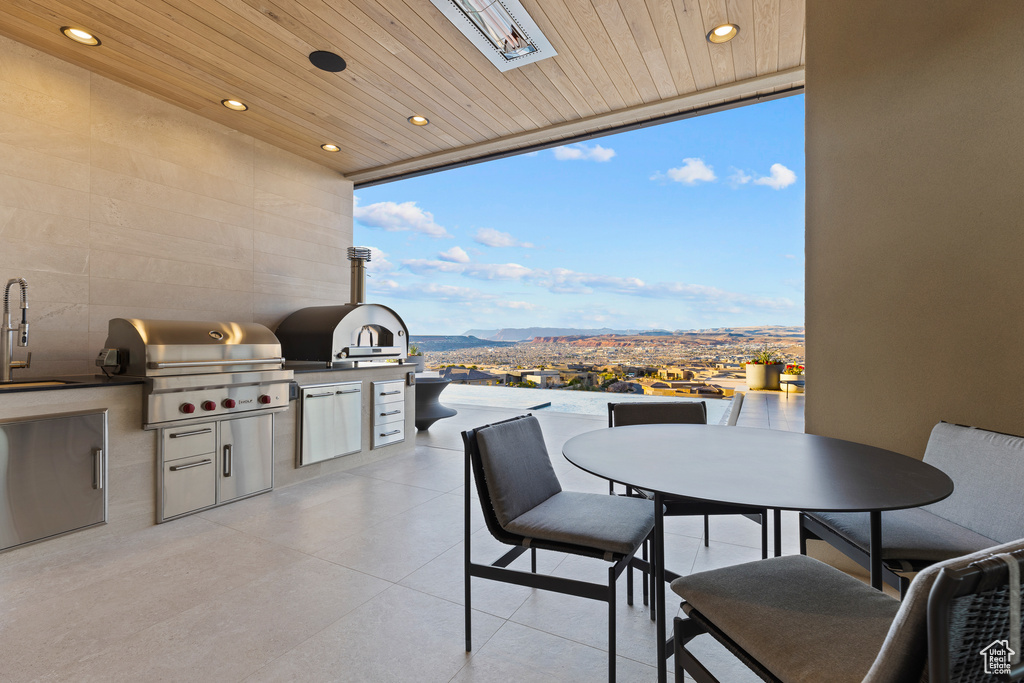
left=0, top=35, right=354, bottom=378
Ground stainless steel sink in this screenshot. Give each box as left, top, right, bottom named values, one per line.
left=0, top=380, right=78, bottom=390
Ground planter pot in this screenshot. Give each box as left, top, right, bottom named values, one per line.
left=746, top=363, right=784, bottom=390
left=408, top=355, right=426, bottom=373
left=780, top=373, right=805, bottom=394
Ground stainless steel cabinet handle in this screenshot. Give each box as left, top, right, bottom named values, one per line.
left=336, top=389, right=360, bottom=394
left=223, top=444, right=232, bottom=477
left=379, top=429, right=401, bottom=437
left=379, top=410, right=401, bottom=416
left=93, top=449, right=103, bottom=490
left=169, top=458, right=213, bottom=471
left=306, top=391, right=334, bottom=398
left=379, top=390, right=401, bottom=396
left=169, top=428, right=213, bottom=438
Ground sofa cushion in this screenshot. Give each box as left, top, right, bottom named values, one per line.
left=922, top=423, right=1024, bottom=542
left=476, top=415, right=561, bottom=528
left=673, top=554, right=900, bottom=683
left=504, top=491, right=655, bottom=556
left=807, top=508, right=996, bottom=564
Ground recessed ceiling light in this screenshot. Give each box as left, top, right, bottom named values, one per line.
left=407, top=115, right=429, bottom=126
left=707, top=23, right=739, bottom=44
left=321, top=143, right=340, bottom=152
left=61, top=27, right=101, bottom=46
left=309, top=51, right=347, bottom=73
left=221, top=99, right=248, bottom=111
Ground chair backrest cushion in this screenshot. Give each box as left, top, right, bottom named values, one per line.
left=476, top=415, right=562, bottom=528
left=922, top=423, right=1024, bottom=542
left=863, top=538, right=1024, bottom=683
left=609, top=401, right=707, bottom=428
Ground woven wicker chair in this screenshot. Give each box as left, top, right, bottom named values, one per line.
left=670, top=539, right=1024, bottom=683
left=462, top=414, right=655, bottom=682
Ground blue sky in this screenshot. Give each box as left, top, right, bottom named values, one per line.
left=354, top=94, right=804, bottom=336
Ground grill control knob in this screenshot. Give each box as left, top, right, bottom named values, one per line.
left=201, top=400, right=217, bottom=411
left=258, top=394, right=272, bottom=405
left=180, top=403, right=196, bottom=414
left=222, top=398, right=236, bottom=408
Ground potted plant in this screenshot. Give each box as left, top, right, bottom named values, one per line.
left=745, top=345, right=784, bottom=390
left=780, top=364, right=805, bottom=393
left=407, top=344, right=425, bottom=373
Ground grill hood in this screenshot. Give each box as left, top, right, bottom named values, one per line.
left=104, top=318, right=286, bottom=377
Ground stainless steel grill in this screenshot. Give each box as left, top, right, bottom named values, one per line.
left=274, top=247, right=409, bottom=366
left=100, top=318, right=293, bottom=429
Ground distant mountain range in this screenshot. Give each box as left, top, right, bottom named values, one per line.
left=462, top=327, right=642, bottom=341
left=410, top=335, right=518, bottom=352
left=461, top=326, right=803, bottom=342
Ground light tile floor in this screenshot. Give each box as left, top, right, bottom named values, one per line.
left=0, top=393, right=803, bottom=682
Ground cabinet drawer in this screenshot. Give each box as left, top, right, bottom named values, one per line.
left=162, top=424, right=216, bottom=461
left=374, top=401, right=405, bottom=426
left=162, top=454, right=216, bottom=520
left=373, top=425, right=405, bottom=449
left=372, top=380, right=405, bottom=405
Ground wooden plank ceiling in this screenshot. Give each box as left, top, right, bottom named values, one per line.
left=0, top=0, right=805, bottom=185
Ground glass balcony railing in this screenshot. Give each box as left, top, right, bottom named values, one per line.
left=441, top=383, right=734, bottom=425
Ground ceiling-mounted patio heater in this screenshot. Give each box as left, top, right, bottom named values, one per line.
left=429, top=0, right=557, bottom=72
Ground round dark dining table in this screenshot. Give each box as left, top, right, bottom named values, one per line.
left=562, top=424, right=954, bottom=683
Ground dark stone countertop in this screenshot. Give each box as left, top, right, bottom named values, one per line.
left=0, top=374, right=145, bottom=394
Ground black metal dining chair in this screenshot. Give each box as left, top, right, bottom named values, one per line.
left=671, top=538, right=1024, bottom=683
left=463, top=414, right=656, bottom=682
left=607, top=401, right=773, bottom=618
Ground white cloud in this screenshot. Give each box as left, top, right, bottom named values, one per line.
left=402, top=259, right=533, bottom=281
left=473, top=228, right=534, bottom=249
left=728, top=168, right=752, bottom=187
left=364, top=246, right=394, bottom=273
left=498, top=301, right=538, bottom=310
left=753, top=163, right=797, bottom=190
left=398, top=257, right=795, bottom=314
left=438, top=246, right=470, bottom=263
left=652, top=158, right=717, bottom=185
left=553, top=144, right=616, bottom=162
left=353, top=198, right=451, bottom=238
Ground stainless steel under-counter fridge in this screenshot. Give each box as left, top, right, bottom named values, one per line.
left=0, top=410, right=107, bottom=552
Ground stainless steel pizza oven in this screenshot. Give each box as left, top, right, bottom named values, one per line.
left=99, top=318, right=293, bottom=429
left=274, top=247, right=409, bottom=366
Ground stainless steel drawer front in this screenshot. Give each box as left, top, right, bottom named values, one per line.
left=373, top=380, right=405, bottom=405
left=374, top=402, right=406, bottom=426
left=162, top=455, right=216, bottom=519
left=163, top=425, right=216, bottom=461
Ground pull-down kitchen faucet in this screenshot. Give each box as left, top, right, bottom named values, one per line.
left=2, top=278, right=30, bottom=382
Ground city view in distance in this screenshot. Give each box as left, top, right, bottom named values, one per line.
left=410, top=326, right=804, bottom=398
left=354, top=97, right=805, bottom=396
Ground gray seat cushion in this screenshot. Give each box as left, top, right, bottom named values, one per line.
left=673, top=540, right=1024, bottom=683
left=476, top=415, right=561, bottom=528
left=808, top=508, right=996, bottom=564
left=922, top=423, right=1024, bottom=543
left=673, top=555, right=899, bottom=683
left=504, top=491, right=655, bottom=556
